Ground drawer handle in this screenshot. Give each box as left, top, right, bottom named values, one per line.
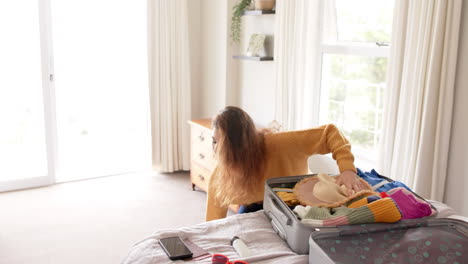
left=199, top=153, right=205, bottom=159
left=198, top=134, right=205, bottom=142
left=198, top=174, right=205, bottom=181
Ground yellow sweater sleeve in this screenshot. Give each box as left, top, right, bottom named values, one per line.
left=291, top=124, right=356, bottom=173
left=205, top=167, right=228, bottom=221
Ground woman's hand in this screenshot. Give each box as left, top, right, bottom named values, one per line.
left=335, top=170, right=367, bottom=196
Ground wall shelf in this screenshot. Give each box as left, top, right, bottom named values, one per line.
left=233, top=55, right=274, bottom=61
left=242, top=10, right=275, bottom=16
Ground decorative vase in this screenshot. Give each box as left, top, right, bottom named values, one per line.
left=246, top=34, right=266, bottom=57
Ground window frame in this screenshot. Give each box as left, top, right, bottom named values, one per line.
left=313, top=0, right=392, bottom=168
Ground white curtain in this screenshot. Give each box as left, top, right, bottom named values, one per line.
left=378, top=0, right=462, bottom=201
left=148, top=0, right=191, bottom=172
left=274, top=0, right=321, bottom=130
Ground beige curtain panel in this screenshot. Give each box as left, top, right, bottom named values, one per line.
left=378, top=0, right=462, bottom=201
left=148, top=0, right=191, bottom=172
left=274, top=0, right=321, bottom=130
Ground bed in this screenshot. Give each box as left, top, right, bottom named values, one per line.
left=122, top=210, right=308, bottom=264
left=122, top=200, right=466, bottom=264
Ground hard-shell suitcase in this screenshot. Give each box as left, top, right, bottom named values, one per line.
left=308, top=218, right=468, bottom=263
left=263, top=174, right=438, bottom=255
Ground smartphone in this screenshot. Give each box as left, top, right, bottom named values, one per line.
left=159, top=236, right=193, bottom=260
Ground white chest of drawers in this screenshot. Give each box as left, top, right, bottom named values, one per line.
left=188, top=118, right=240, bottom=213
left=187, top=119, right=215, bottom=192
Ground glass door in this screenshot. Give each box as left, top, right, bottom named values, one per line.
left=0, top=0, right=56, bottom=192
left=0, top=0, right=151, bottom=190
left=51, top=0, right=151, bottom=181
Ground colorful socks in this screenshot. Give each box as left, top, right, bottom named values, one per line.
left=387, top=188, right=432, bottom=220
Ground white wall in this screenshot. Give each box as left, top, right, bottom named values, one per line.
left=445, top=2, right=468, bottom=217
left=187, top=0, right=202, bottom=118
left=191, top=0, right=276, bottom=126
left=198, top=0, right=229, bottom=118
left=237, top=14, right=276, bottom=126
left=189, top=0, right=230, bottom=119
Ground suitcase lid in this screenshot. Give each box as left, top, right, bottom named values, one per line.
left=309, top=218, right=468, bottom=264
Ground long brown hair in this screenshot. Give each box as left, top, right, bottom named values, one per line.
left=211, top=106, right=267, bottom=206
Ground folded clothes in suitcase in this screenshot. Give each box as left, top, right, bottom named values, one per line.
left=263, top=174, right=439, bottom=255
left=309, top=218, right=468, bottom=263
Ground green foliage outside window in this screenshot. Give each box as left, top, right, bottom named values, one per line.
left=325, top=27, right=389, bottom=150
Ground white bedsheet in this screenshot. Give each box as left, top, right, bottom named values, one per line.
left=122, top=201, right=466, bottom=264
left=122, top=211, right=308, bottom=264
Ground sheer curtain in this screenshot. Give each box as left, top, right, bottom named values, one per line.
left=274, top=0, right=321, bottom=130
left=148, top=0, right=191, bottom=172
left=378, top=0, right=462, bottom=201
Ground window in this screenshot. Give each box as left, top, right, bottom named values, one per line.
left=0, top=0, right=151, bottom=191
left=52, top=0, right=151, bottom=181
left=0, top=1, right=48, bottom=182
left=317, top=0, right=394, bottom=169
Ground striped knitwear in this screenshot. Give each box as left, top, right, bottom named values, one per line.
left=294, top=197, right=402, bottom=226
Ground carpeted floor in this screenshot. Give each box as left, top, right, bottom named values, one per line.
left=0, top=171, right=208, bottom=264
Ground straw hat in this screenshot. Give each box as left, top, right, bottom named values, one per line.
left=294, top=173, right=377, bottom=208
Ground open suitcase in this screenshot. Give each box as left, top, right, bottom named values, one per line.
left=262, top=174, right=458, bottom=256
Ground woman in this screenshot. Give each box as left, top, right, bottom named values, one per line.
left=206, top=106, right=367, bottom=221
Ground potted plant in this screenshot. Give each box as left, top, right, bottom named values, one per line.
left=230, top=0, right=252, bottom=44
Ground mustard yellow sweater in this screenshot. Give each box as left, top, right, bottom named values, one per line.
left=205, top=124, right=356, bottom=221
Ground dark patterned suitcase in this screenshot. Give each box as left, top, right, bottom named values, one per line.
left=308, top=218, right=468, bottom=263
